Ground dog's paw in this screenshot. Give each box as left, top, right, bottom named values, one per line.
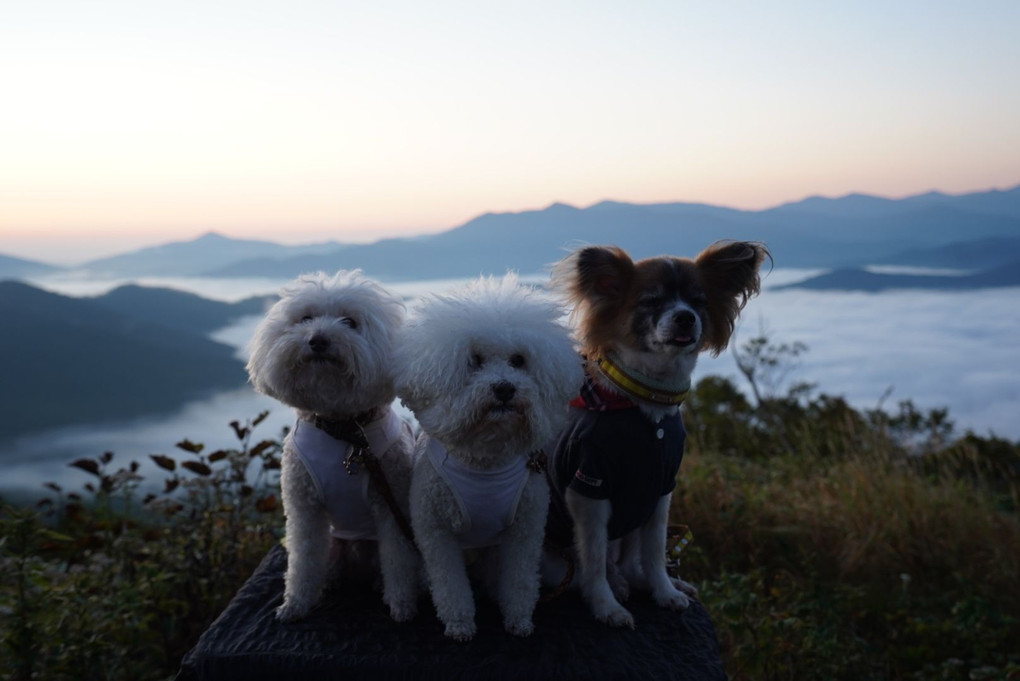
left=387, top=598, right=418, bottom=623
left=594, top=603, right=636, bottom=629
left=504, top=616, right=535, bottom=638
left=443, top=619, right=477, bottom=642
left=275, top=600, right=309, bottom=623
left=653, top=586, right=691, bottom=611
left=672, top=577, right=699, bottom=597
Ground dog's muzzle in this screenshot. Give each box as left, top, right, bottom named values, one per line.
left=664, top=310, right=700, bottom=348
left=487, top=381, right=522, bottom=415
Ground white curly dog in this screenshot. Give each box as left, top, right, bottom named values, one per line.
left=247, top=270, right=420, bottom=623
left=394, top=275, right=581, bottom=641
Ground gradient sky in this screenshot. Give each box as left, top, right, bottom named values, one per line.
left=3, top=0, right=1019, bottom=264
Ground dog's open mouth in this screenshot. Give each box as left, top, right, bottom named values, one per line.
left=666, top=335, right=697, bottom=347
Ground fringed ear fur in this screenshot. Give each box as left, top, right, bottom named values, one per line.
left=696, top=241, right=770, bottom=355
left=552, top=245, right=635, bottom=352
left=563, top=246, right=635, bottom=302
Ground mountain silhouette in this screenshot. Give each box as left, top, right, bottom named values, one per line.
left=775, top=259, right=1020, bottom=292
left=94, top=284, right=274, bottom=334
left=203, top=185, right=1020, bottom=279
left=80, top=231, right=346, bottom=276
left=0, top=253, right=63, bottom=279
left=871, top=236, right=1020, bottom=270
left=0, top=281, right=251, bottom=441
left=3, top=185, right=1018, bottom=282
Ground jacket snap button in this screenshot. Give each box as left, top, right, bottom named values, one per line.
left=656, top=428, right=664, bottom=440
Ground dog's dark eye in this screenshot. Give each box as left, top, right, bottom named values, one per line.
left=340, top=317, right=358, bottom=330
left=509, top=353, right=526, bottom=369
left=300, top=315, right=314, bottom=323
left=639, top=295, right=663, bottom=308
left=470, top=353, right=485, bottom=369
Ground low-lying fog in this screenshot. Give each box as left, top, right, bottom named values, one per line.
left=3, top=269, right=1017, bottom=498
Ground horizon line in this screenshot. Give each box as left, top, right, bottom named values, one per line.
left=3, top=181, right=1018, bottom=267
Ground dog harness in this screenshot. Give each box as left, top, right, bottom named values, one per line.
left=423, top=436, right=532, bottom=549
left=291, top=406, right=409, bottom=541
left=546, top=372, right=687, bottom=545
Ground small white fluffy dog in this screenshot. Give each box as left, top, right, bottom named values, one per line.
left=247, top=270, right=420, bottom=623
left=394, top=275, right=581, bottom=641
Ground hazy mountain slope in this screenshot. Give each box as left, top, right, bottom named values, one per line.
left=29, top=184, right=1015, bottom=281
left=0, top=281, right=248, bottom=441
left=0, top=253, right=63, bottom=279
left=206, top=201, right=784, bottom=279
left=768, top=185, right=1020, bottom=219
left=929, top=185, right=1020, bottom=219
left=81, top=231, right=345, bottom=276
left=871, top=236, right=1020, bottom=270
left=776, top=260, right=1020, bottom=292
left=205, top=186, right=1020, bottom=279
left=94, top=285, right=274, bottom=334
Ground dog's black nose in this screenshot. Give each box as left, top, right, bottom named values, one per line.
left=492, top=381, right=516, bottom=403
left=308, top=334, right=330, bottom=353
left=673, top=310, right=697, bottom=331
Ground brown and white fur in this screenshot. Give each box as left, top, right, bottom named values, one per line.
left=549, top=241, right=768, bottom=627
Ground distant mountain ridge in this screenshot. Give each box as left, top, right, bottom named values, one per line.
left=0, top=253, right=64, bottom=279
left=872, top=236, right=1020, bottom=270
left=79, top=231, right=346, bottom=277
left=93, top=284, right=274, bottom=334
left=0, top=281, right=254, bottom=441
left=206, top=186, right=1020, bottom=280
left=776, top=259, right=1020, bottom=292
left=3, top=185, right=1018, bottom=282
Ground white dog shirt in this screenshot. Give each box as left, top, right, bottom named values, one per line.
left=291, top=406, right=408, bottom=541
left=424, top=436, right=531, bottom=549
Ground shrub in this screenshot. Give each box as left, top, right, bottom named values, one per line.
left=0, top=413, right=283, bottom=681
left=676, top=336, right=1020, bottom=680
left=1, top=335, right=1018, bottom=680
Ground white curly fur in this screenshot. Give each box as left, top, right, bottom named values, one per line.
left=246, top=270, right=420, bottom=623
left=395, top=275, right=582, bottom=641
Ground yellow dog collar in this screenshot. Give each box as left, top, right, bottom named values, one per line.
left=593, top=353, right=690, bottom=406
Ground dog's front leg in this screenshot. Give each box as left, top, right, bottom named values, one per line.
left=419, top=525, right=474, bottom=640
left=411, top=467, right=476, bottom=641
left=566, top=489, right=635, bottom=628
left=613, top=530, right=643, bottom=601
left=277, top=455, right=333, bottom=622
left=640, top=493, right=692, bottom=610
left=373, top=511, right=421, bottom=623
left=495, top=475, right=549, bottom=637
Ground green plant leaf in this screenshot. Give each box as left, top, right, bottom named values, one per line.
left=69, top=458, right=100, bottom=476
left=175, top=439, right=204, bottom=454
left=150, top=454, right=177, bottom=471
left=181, top=461, right=212, bottom=476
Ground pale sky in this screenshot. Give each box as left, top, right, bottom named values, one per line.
left=2, top=0, right=1019, bottom=264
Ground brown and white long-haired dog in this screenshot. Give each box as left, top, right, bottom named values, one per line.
left=545, top=240, right=769, bottom=628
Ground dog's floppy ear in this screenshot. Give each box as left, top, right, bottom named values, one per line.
left=555, top=245, right=635, bottom=304
left=696, top=241, right=770, bottom=354
left=551, top=245, right=636, bottom=354
left=245, top=359, right=278, bottom=401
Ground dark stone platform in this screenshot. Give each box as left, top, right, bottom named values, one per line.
left=177, top=544, right=725, bottom=681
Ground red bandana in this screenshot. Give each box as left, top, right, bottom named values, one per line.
left=569, top=374, right=637, bottom=411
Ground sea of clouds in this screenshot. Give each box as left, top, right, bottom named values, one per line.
left=2, top=269, right=1018, bottom=496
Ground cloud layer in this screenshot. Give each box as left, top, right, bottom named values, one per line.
left=2, top=272, right=1017, bottom=494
